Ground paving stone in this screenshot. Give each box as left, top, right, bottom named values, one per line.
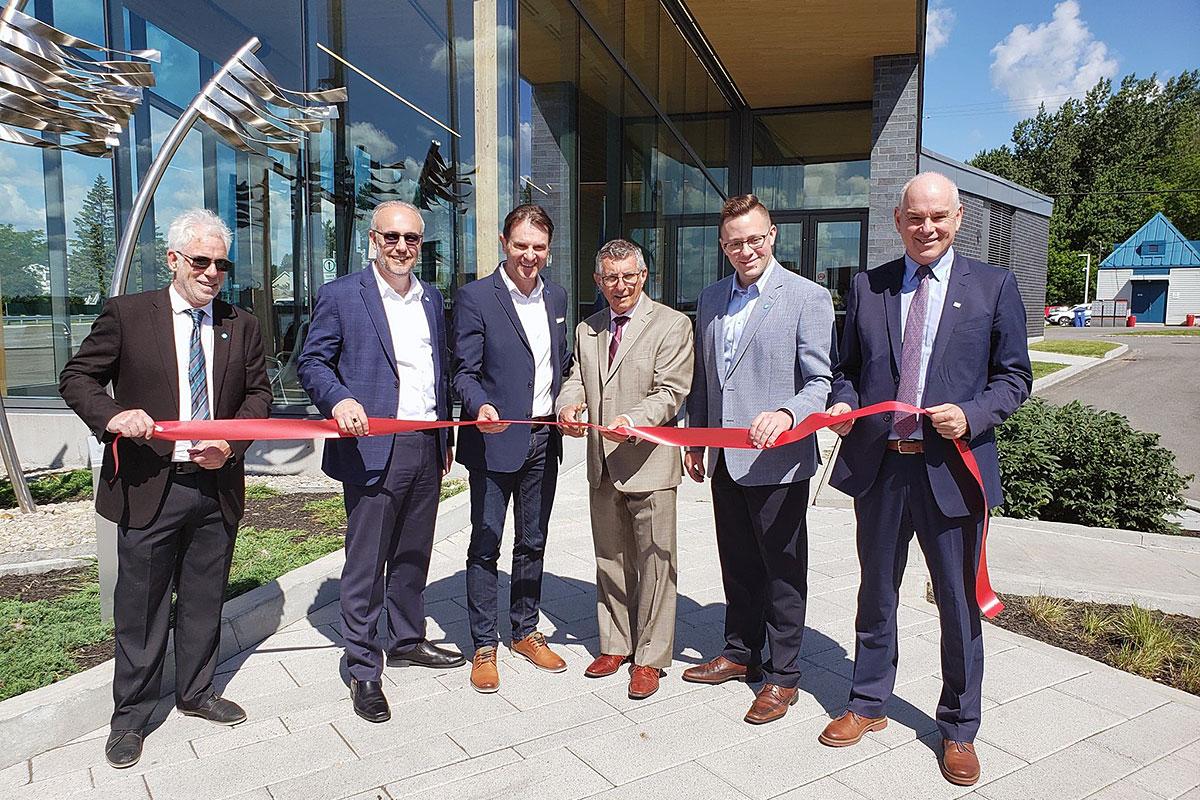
left=620, top=684, right=710, bottom=723
left=773, top=776, right=873, bottom=800
left=0, top=759, right=29, bottom=790
left=268, top=734, right=465, bottom=800
left=1084, top=780, right=1162, bottom=799
left=215, top=625, right=344, bottom=675
left=1087, top=703, right=1200, bottom=765
left=275, top=646, right=347, bottom=686
left=513, top=714, right=635, bottom=758
left=237, top=677, right=348, bottom=722
left=383, top=749, right=521, bottom=797
left=449, top=692, right=616, bottom=756
left=593, top=670, right=722, bottom=715
left=66, top=776, right=153, bottom=800
left=403, top=746, right=610, bottom=800
left=568, top=703, right=754, bottom=785
left=978, top=687, right=1126, bottom=762
left=212, top=660, right=299, bottom=701
left=981, top=644, right=1089, bottom=704
left=1055, top=670, right=1174, bottom=719
left=837, top=734, right=1026, bottom=800
left=333, top=689, right=518, bottom=757
left=587, top=761, right=750, bottom=799
left=190, top=717, right=290, bottom=758
left=974, top=740, right=1140, bottom=800
left=6, top=767, right=91, bottom=800
left=88, top=739, right=197, bottom=786
left=1118, top=748, right=1200, bottom=799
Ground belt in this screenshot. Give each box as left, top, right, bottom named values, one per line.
left=530, top=414, right=555, bottom=430
left=171, top=461, right=202, bottom=474
left=885, top=439, right=924, bottom=455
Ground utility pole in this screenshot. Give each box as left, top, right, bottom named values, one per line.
left=1078, top=251, right=1092, bottom=305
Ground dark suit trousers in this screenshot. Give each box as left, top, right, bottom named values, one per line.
left=848, top=449, right=986, bottom=742
left=465, top=426, right=557, bottom=649
left=341, top=431, right=441, bottom=681
left=711, top=452, right=810, bottom=688
left=112, top=470, right=236, bottom=731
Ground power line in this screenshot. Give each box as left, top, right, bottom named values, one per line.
left=1049, top=188, right=1200, bottom=197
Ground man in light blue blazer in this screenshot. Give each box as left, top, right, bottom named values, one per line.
left=683, top=194, right=835, bottom=725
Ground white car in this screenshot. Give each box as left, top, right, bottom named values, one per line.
left=1046, top=304, right=1091, bottom=326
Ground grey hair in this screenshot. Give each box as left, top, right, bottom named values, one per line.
left=166, top=209, right=232, bottom=252
left=897, top=171, right=961, bottom=211
left=370, top=200, right=425, bottom=232
left=594, top=238, right=647, bottom=273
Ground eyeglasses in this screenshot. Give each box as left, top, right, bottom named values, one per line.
left=719, top=232, right=771, bottom=255
left=598, top=270, right=645, bottom=288
left=178, top=252, right=234, bottom=272
left=371, top=229, right=423, bottom=247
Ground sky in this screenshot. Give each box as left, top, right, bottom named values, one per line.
left=921, top=0, right=1200, bottom=163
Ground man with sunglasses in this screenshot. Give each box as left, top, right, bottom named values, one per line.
left=60, top=209, right=272, bottom=768
left=298, top=200, right=463, bottom=725
left=682, top=194, right=835, bottom=725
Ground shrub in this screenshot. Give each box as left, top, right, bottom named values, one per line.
left=996, top=398, right=1190, bottom=534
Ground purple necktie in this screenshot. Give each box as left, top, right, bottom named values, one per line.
left=609, top=315, right=629, bottom=368
left=895, top=266, right=932, bottom=437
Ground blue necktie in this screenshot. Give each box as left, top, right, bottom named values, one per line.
left=187, top=308, right=210, bottom=424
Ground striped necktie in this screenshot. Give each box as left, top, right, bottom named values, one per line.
left=187, top=308, right=210, bottom=424
left=894, top=265, right=931, bottom=438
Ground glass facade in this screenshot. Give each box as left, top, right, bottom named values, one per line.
left=0, top=0, right=876, bottom=408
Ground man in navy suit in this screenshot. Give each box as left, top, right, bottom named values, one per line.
left=452, top=204, right=571, bottom=693
left=298, top=200, right=464, bottom=724
left=820, top=173, right=1031, bottom=786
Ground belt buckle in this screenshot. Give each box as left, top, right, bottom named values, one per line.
left=896, top=439, right=921, bottom=455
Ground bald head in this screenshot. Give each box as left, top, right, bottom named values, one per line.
left=894, top=172, right=963, bottom=265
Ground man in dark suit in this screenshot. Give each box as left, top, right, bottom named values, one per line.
left=452, top=204, right=571, bottom=693
left=298, top=200, right=463, bottom=725
left=59, top=209, right=272, bottom=769
left=820, top=172, right=1032, bottom=786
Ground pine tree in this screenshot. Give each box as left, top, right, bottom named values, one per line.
left=67, top=175, right=116, bottom=301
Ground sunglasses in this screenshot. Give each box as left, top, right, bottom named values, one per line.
left=371, top=229, right=423, bottom=247
left=177, top=252, right=234, bottom=272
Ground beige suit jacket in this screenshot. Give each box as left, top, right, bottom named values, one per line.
left=557, top=296, right=694, bottom=493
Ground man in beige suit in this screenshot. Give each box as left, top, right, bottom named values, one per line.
left=558, top=239, right=694, bottom=700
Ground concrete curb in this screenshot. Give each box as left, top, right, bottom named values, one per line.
left=1030, top=342, right=1129, bottom=394
left=0, top=542, right=96, bottom=576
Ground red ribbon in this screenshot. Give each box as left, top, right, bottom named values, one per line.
left=126, top=400, right=1001, bottom=617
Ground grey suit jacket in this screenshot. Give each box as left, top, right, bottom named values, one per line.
left=686, top=258, right=835, bottom=486
left=557, top=297, right=694, bottom=493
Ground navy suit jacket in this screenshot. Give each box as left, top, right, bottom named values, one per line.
left=297, top=266, right=452, bottom=486
left=452, top=268, right=570, bottom=473
left=829, top=254, right=1032, bottom=517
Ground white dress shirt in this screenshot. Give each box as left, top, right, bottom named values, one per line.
left=374, top=265, right=437, bottom=421
left=169, top=285, right=214, bottom=462
left=499, top=267, right=553, bottom=416
left=721, top=257, right=776, bottom=383
left=894, top=246, right=954, bottom=440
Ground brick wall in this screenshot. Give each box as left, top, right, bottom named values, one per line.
left=867, top=54, right=919, bottom=268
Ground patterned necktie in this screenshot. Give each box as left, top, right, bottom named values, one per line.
left=894, top=266, right=931, bottom=437
left=188, top=308, right=210, bottom=424
left=609, top=315, right=630, bottom=368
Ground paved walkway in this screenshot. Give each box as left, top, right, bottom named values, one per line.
left=6, top=458, right=1200, bottom=800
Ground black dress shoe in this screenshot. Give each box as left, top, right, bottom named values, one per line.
left=351, top=679, right=391, bottom=723
left=386, top=640, right=466, bottom=669
left=177, top=695, right=247, bottom=726
left=105, top=729, right=143, bottom=769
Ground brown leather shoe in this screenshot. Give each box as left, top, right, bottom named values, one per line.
left=940, top=740, right=980, bottom=786
left=510, top=632, right=567, bottom=673
left=585, top=654, right=628, bottom=678
left=470, top=646, right=499, bottom=693
left=818, top=710, right=889, bottom=747
left=681, top=656, right=761, bottom=685
left=628, top=665, right=661, bottom=700
left=744, top=684, right=798, bottom=724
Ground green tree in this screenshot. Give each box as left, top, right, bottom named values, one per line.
left=0, top=224, right=47, bottom=299
left=67, top=175, right=116, bottom=300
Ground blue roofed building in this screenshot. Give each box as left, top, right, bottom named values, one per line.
left=1097, top=213, right=1200, bottom=325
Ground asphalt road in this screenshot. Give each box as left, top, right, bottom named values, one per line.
left=1036, top=326, right=1200, bottom=500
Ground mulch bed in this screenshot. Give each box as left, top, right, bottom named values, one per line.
left=239, top=491, right=341, bottom=539
left=0, top=566, right=95, bottom=603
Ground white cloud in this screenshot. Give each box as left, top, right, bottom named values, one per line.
left=925, top=3, right=956, bottom=58
left=0, top=182, right=45, bottom=228
left=347, top=121, right=399, bottom=163
left=990, top=1, right=1117, bottom=110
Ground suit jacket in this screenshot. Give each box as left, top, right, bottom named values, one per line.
left=452, top=268, right=570, bottom=473
left=557, top=297, right=694, bottom=493
left=687, top=259, right=835, bottom=486
left=297, top=266, right=452, bottom=486
left=829, top=254, right=1033, bottom=517
left=58, top=288, right=272, bottom=529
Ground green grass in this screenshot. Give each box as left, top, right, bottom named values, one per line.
left=225, top=526, right=344, bottom=598
left=1031, top=361, right=1070, bottom=380
left=0, top=469, right=93, bottom=510
left=303, top=497, right=346, bottom=528
left=1026, top=594, right=1069, bottom=628
left=441, top=477, right=467, bottom=501
left=244, top=481, right=283, bottom=499
left=1116, top=328, right=1200, bottom=336
left=1030, top=340, right=1121, bottom=358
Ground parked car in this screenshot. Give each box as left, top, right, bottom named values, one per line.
left=1046, top=304, right=1091, bottom=326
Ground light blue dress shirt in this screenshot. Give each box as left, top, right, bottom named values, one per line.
left=721, top=258, right=776, bottom=383
left=894, top=246, right=954, bottom=440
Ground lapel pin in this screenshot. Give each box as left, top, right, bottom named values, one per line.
left=221, top=332, right=229, bottom=339
left=953, top=301, right=962, bottom=308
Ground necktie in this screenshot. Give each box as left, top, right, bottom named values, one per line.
left=894, top=266, right=931, bottom=438
left=609, top=315, right=629, bottom=368
left=187, top=308, right=210, bottom=426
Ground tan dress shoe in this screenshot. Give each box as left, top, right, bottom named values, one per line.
left=511, top=632, right=567, bottom=673
left=585, top=654, right=628, bottom=678
left=818, top=710, right=888, bottom=746
left=470, top=646, right=499, bottom=693
left=940, top=740, right=980, bottom=786
left=628, top=665, right=662, bottom=700
left=744, top=684, right=798, bottom=724
left=681, top=656, right=761, bottom=685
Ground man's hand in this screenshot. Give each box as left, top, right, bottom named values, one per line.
left=444, top=445, right=454, bottom=477
left=927, top=403, right=969, bottom=440
left=684, top=450, right=706, bottom=483
left=748, top=410, right=793, bottom=449
left=188, top=440, right=232, bottom=469
left=600, top=414, right=633, bottom=444
left=332, top=398, right=370, bottom=436
left=106, top=408, right=155, bottom=440
left=557, top=403, right=588, bottom=438
left=826, top=402, right=855, bottom=437
left=477, top=403, right=509, bottom=434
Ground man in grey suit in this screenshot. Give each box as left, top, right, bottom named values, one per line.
left=683, top=194, right=834, bottom=725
